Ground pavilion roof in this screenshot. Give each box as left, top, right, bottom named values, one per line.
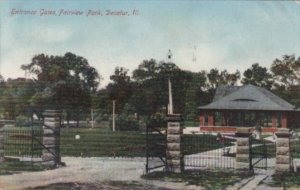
left=198, top=84, right=295, bottom=111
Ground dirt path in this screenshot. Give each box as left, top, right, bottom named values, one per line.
left=0, top=157, right=146, bottom=190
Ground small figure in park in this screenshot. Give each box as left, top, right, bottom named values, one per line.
left=216, top=132, right=225, bottom=147
left=255, top=125, right=262, bottom=140
left=272, top=132, right=276, bottom=140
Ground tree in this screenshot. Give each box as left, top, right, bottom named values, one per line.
left=270, top=55, right=300, bottom=108
left=207, top=68, right=240, bottom=89
left=132, top=59, right=159, bottom=82
left=182, top=71, right=207, bottom=122
left=21, top=52, right=101, bottom=125
left=131, top=59, right=209, bottom=121
left=270, top=55, right=300, bottom=89
left=241, top=63, right=273, bottom=89
left=0, top=78, right=36, bottom=120
left=107, top=67, right=132, bottom=113
left=0, top=75, right=4, bottom=84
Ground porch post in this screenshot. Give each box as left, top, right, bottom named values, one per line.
left=223, top=111, right=228, bottom=126
left=235, top=128, right=252, bottom=170
left=166, top=114, right=184, bottom=173
left=272, top=112, right=277, bottom=128
left=0, top=127, right=3, bottom=162
left=199, top=113, right=205, bottom=126
left=208, top=112, right=214, bottom=126
left=281, top=112, right=287, bottom=128
left=275, top=128, right=292, bottom=172
left=42, top=110, right=62, bottom=167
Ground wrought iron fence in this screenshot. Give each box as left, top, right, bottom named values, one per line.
left=183, top=134, right=236, bottom=169
left=249, top=137, right=274, bottom=170
left=290, top=133, right=300, bottom=171
left=145, top=124, right=167, bottom=173
left=3, top=127, right=43, bottom=158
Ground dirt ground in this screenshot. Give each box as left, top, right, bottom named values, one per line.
left=0, top=157, right=197, bottom=190
left=0, top=157, right=149, bottom=190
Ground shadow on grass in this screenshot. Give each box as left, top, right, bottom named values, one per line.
left=262, top=172, right=300, bottom=188
left=26, top=181, right=171, bottom=190
left=142, top=170, right=253, bottom=190
left=0, top=157, right=50, bottom=175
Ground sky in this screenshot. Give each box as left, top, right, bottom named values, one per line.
left=0, top=0, right=300, bottom=87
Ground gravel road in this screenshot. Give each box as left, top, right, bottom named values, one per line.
left=0, top=157, right=147, bottom=190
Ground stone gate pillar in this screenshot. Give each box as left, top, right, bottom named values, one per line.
left=275, top=128, right=292, bottom=172
left=166, top=114, right=183, bottom=173
left=42, top=110, right=62, bottom=167
left=0, top=126, right=4, bottom=162
left=235, top=128, right=251, bottom=170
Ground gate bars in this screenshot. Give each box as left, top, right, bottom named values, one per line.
left=183, top=134, right=236, bottom=169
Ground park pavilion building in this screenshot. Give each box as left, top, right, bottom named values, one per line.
left=198, top=84, right=299, bottom=133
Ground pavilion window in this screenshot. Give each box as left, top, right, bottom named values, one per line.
left=214, top=111, right=222, bottom=126
left=260, top=112, right=272, bottom=127
left=204, top=113, right=208, bottom=126
left=277, top=112, right=282, bottom=128
left=244, top=111, right=255, bottom=127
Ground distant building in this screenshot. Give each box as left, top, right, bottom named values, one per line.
left=198, top=84, right=299, bottom=133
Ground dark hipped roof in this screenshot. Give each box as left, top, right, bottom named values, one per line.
left=199, top=84, right=295, bottom=111
left=213, top=85, right=241, bottom=102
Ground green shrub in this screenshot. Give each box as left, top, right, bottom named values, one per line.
left=15, top=116, right=31, bottom=127
left=115, top=116, right=139, bottom=131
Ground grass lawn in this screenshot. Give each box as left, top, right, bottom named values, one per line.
left=292, top=139, right=300, bottom=158
left=60, top=128, right=147, bottom=157
left=250, top=141, right=276, bottom=158
left=261, top=172, right=300, bottom=188
left=4, top=127, right=232, bottom=158
left=0, top=158, right=48, bottom=175
left=142, top=170, right=253, bottom=190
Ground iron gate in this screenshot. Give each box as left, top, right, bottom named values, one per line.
left=145, top=121, right=167, bottom=173
left=3, top=118, right=61, bottom=165
left=249, top=137, right=269, bottom=171
left=3, top=125, right=43, bottom=159
left=183, top=134, right=236, bottom=169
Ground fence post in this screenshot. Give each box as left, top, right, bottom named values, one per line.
left=42, top=110, right=62, bottom=167
left=166, top=114, right=183, bottom=173
left=275, top=128, right=292, bottom=172
left=0, top=127, right=3, bottom=162
left=235, top=128, right=252, bottom=170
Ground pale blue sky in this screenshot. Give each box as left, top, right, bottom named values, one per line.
left=1, top=0, right=300, bottom=87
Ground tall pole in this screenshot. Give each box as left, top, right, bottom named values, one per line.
left=168, top=78, right=173, bottom=114
left=91, top=108, right=94, bottom=128
left=113, top=100, right=115, bottom=132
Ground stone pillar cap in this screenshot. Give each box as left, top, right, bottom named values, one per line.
left=43, top=110, right=62, bottom=117
left=167, top=114, right=183, bottom=122
left=277, top=128, right=290, bottom=133
left=235, top=127, right=252, bottom=137
left=236, top=127, right=252, bottom=133
left=276, top=128, right=292, bottom=138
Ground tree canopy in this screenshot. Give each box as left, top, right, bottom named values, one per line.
left=242, top=63, right=273, bottom=89
left=20, top=52, right=101, bottom=122
left=1, top=52, right=300, bottom=126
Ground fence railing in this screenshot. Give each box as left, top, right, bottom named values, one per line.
left=183, top=134, right=236, bottom=169
left=291, top=134, right=300, bottom=170
left=3, top=127, right=43, bottom=158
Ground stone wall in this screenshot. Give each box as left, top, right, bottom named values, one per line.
left=235, top=128, right=251, bottom=170
left=42, top=110, right=62, bottom=167
left=166, top=114, right=183, bottom=173
left=275, top=128, right=291, bottom=172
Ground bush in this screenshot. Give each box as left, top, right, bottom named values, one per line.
left=115, top=116, right=139, bottom=131
left=15, top=116, right=31, bottom=127
left=148, top=117, right=167, bottom=129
